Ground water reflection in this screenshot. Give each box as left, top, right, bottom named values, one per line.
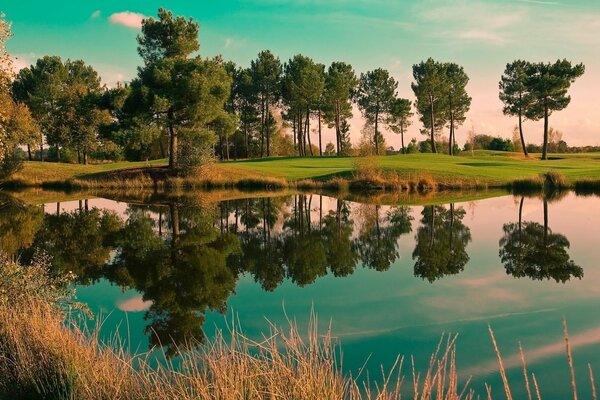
left=0, top=192, right=586, bottom=355
left=413, top=204, right=471, bottom=282
left=499, top=196, right=583, bottom=283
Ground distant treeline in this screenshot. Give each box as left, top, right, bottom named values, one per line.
left=0, top=8, right=586, bottom=178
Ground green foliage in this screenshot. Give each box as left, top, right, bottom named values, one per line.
left=323, top=61, right=358, bottom=156
left=252, top=50, right=283, bottom=157
left=388, top=97, right=413, bottom=152
left=132, top=9, right=233, bottom=171
left=282, top=54, right=324, bottom=156
left=412, top=58, right=448, bottom=153
left=488, top=137, right=514, bottom=152
left=355, top=68, right=397, bottom=155
left=0, top=252, right=77, bottom=310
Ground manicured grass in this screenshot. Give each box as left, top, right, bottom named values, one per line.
left=223, top=151, right=600, bottom=184
left=4, top=151, right=600, bottom=191
left=10, top=159, right=167, bottom=184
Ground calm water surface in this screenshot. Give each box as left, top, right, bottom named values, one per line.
left=2, top=191, right=599, bottom=398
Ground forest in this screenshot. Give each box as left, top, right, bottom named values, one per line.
left=0, top=8, right=586, bottom=180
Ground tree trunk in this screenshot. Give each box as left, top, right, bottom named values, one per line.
left=335, top=105, right=341, bottom=156
left=260, top=97, right=265, bottom=158
left=293, top=113, right=297, bottom=154
left=225, top=134, right=230, bottom=161
left=518, top=108, right=528, bottom=157
left=297, top=109, right=304, bottom=156
left=77, top=149, right=81, bottom=164
left=83, top=149, right=87, bottom=165
left=449, top=112, right=454, bottom=156
left=168, top=108, right=178, bottom=169
left=318, top=108, right=322, bottom=156
left=266, top=94, right=270, bottom=157
left=159, top=134, right=166, bottom=158
left=374, top=107, right=379, bottom=155
left=306, top=109, right=313, bottom=156
left=40, top=141, right=44, bottom=162
left=430, top=98, right=437, bottom=153
left=400, top=124, right=405, bottom=153
left=243, top=108, right=249, bottom=158
left=542, top=105, right=549, bottom=160
left=56, top=145, right=61, bottom=162
left=27, top=145, right=32, bottom=161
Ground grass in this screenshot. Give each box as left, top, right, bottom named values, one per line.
left=1, top=254, right=599, bottom=400
left=2, top=151, right=600, bottom=193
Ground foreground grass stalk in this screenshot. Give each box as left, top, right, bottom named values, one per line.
left=563, top=318, right=578, bottom=400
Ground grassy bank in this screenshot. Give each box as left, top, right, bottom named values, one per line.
left=3, top=151, right=600, bottom=193
left=1, top=255, right=597, bottom=399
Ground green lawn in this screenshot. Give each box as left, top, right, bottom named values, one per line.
left=222, top=151, right=600, bottom=184
left=9, top=151, right=600, bottom=187
left=12, top=159, right=167, bottom=183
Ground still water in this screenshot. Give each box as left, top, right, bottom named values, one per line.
left=2, top=190, right=599, bottom=397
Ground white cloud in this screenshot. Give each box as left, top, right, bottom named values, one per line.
left=11, top=52, right=35, bottom=72
left=90, top=10, right=101, bottom=19
left=108, top=11, right=147, bottom=29
left=458, top=29, right=508, bottom=45
left=224, top=37, right=235, bottom=48
left=117, top=296, right=152, bottom=312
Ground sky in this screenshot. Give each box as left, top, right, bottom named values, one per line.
left=2, top=0, right=600, bottom=147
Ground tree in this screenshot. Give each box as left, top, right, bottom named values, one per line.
left=499, top=60, right=532, bottom=157
left=13, top=56, right=69, bottom=161
left=323, top=62, right=358, bottom=156
left=0, top=96, right=39, bottom=176
left=60, top=60, right=109, bottom=164
left=412, top=58, right=448, bottom=153
left=524, top=60, right=584, bottom=160
left=282, top=54, right=324, bottom=156
left=0, top=15, right=40, bottom=174
left=250, top=50, right=282, bottom=158
left=324, top=142, right=335, bottom=155
left=387, top=98, right=413, bottom=153
left=228, top=65, right=260, bottom=158
left=355, top=68, right=397, bottom=155
left=132, top=9, right=232, bottom=171
left=0, top=12, right=12, bottom=92
left=444, top=63, right=471, bottom=155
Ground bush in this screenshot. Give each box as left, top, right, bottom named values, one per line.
left=488, top=137, right=514, bottom=152
left=0, top=151, right=23, bottom=180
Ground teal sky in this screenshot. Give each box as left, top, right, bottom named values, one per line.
left=3, top=0, right=600, bottom=146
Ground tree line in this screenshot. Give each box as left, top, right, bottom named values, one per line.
left=0, top=9, right=586, bottom=177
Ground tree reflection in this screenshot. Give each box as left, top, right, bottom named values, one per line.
left=0, top=195, right=44, bottom=257
left=412, top=204, right=471, bottom=282
left=499, top=197, right=583, bottom=283
left=24, top=205, right=122, bottom=284
left=354, top=204, right=413, bottom=271
left=106, top=202, right=240, bottom=356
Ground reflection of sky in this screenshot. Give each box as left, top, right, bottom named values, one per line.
left=73, top=193, right=600, bottom=398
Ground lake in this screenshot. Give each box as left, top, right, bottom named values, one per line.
left=1, top=189, right=599, bottom=398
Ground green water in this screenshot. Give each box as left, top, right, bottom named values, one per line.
left=2, top=191, right=599, bottom=398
